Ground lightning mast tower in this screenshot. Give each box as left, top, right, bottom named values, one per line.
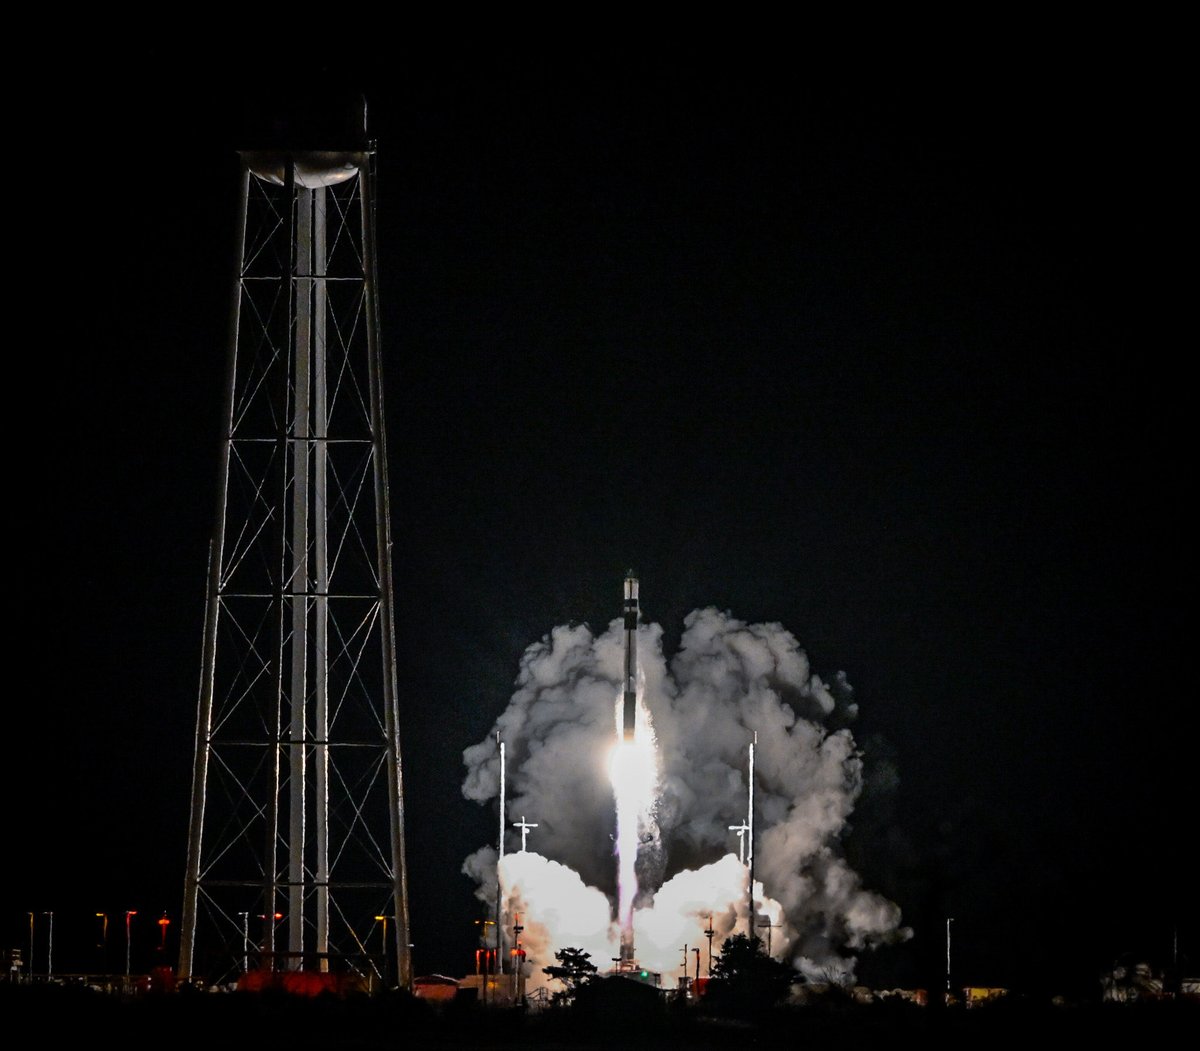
left=179, top=97, right=410, bottom=990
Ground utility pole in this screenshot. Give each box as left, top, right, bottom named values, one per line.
left=475, top=919, right=495, bottom=1006
left=757, top=916, right=781, bottom=957
left=496, top=734, right=506, bottom=981
left=746, top=735, right=756, bottom=940
left=375, top=915, right=390, bottom=989
left=238, top=912, right=250, bottom=974
left=728, top=820, right=749, bottom=863
left=125, top=910, right=137, bottom=977
left=945, top=917, right=954, bottom=1006
left=513, top=816, right=538, bottom=852
left=96, top=913, right=108, bottom=972
left=512, top=913, right=525, bottom=1003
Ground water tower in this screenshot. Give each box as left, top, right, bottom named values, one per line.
left=179, top=96, right=411, bottom=990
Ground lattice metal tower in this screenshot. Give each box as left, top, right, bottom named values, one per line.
left=180, top=102, right=410, bottom=990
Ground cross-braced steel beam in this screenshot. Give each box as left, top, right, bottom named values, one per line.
left=180, top=143, right=410, bottom=992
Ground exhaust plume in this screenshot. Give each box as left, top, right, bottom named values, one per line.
left=462, top=606, right=906, bottom=987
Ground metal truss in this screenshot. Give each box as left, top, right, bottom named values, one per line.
left=180, top=151, right=410, bottom=990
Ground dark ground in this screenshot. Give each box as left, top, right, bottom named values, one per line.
left=5, top=983, right=1196, bottom=1049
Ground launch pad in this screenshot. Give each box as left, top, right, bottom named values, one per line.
left=610, top=957, right=661, bottom=987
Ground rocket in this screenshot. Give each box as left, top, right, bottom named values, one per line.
left=622, top=571, right=639, bottom=740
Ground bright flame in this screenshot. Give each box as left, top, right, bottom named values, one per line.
left=609, top=693, right=659, bottom=940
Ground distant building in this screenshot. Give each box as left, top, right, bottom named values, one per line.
left=236, top=970, right=363, bottom=996
left=456, top=973, right=515, bottom=1006
left=963, top=986, right=1009, bottom=1008
left=413, top=974, right=459, bottom=1002
left=873, top=988, right=928, bottom=1006
left=574, top=974, right=663, bottom=1017
left=1102, top=960, right=1164, bottom=1003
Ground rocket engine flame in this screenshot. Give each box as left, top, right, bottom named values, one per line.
left=609, top=698, right=658, bottom=950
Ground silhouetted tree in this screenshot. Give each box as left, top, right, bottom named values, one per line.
left=542, top=947, right=598, bottom=1005
left=706, top=933, right=799, bottom=1015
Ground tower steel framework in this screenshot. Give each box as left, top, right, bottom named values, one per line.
left=179, top=128, right=410, bottom=990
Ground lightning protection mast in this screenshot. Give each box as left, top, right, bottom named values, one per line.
left=179, top=96, right=411, bottom=992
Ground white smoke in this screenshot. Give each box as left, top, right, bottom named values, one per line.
left=632, top=854, right=788, bottom=978
left=499, top=851, right=615, bottom=993
left=462, top=607, right=907, bottom=987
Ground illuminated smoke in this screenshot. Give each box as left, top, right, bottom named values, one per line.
left=499, top=851, right=615, bottom=992
left=462, top=607, right=907, bottom=986
left=609, top=688, right=659, bottom=954
left=632, top=854, right=787, bottom=977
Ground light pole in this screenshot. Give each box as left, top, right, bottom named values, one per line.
left=125, top=910, right=138, bottom=976
left=158, top=912, right=171, bottom=954
left=475, top=919, right=496, bottom=1005
left=945, top=917, right=954, bottom=1006
left=45, top=912, right=54, bottom=979
left=27, top=913, right=34, bottom=982
left=257, top=913, right=282, bottom=972
left=96, top=913, right=108, bottom=972
left=238, top=912, right=250, bottom=974
left=375, top=915, right=390, bottom=990
left=512, top=913, right=525, bottom=1003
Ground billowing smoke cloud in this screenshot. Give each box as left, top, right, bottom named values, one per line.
left=500, top=852, right=615, bottom=991
left=462, top=607, right=907, bottom=986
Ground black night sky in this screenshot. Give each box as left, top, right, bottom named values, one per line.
left=10, top=39, right=1192, bottom=998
